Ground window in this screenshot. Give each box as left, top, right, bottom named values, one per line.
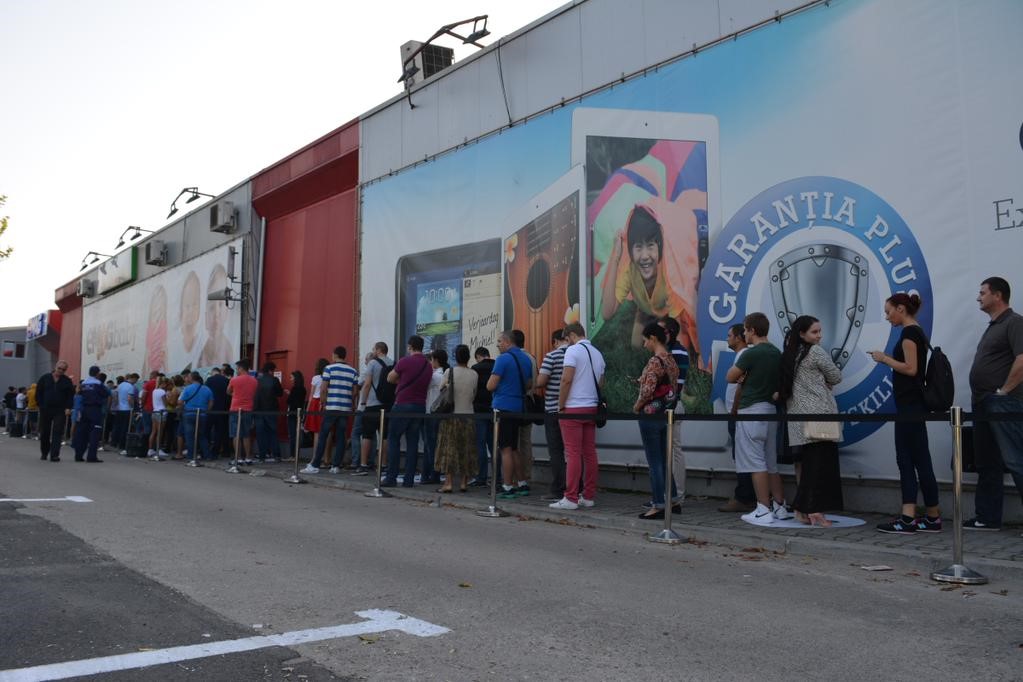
left=1, top=341, right=25, bottom=359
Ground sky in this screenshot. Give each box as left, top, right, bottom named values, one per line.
left=0, top=0, right=566, bottom=327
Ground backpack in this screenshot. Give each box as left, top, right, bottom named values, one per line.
left=373, top=358, right=396, bottom=409
left=922, top=343, right=955, bottom=412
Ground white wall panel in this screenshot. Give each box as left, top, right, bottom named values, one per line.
left=478, top=51, right=514, bottom=132
left=401, top=81, right=440, bottom=164
left=578, top=0, right=646, bottom=92
left=362, top=103, right=404, bottom=178
left=641, top=0, right=722, bottom=67
left=717, top=0, right=807, bottom=34
left=521, top=12, right=583, bottom=115
left=437, top=60, right=483, bottom=152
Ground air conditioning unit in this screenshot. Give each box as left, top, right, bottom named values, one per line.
left=400, top=41, right=454, bottom=87
left=210, top=201, right=236, bottom=234
left=145, top=240, right=168, bottom=266
left=76, top=279, right=96, bottom=298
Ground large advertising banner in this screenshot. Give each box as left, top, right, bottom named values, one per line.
left=82, top=240, right=243, bottom=377
left=360, top=0, right=1023, bottom=480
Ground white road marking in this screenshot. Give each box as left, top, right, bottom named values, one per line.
left=0, top=496, right=92, bottom=504
left=0, top=610, right=449, bottom=682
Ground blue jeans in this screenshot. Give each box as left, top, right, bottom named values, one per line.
left=973, top=394, right=1023, bottom=524
left=183, top=412, right=211, bottom=460
left=474, top=415, right=493, bottom=481
left=255, top=414, right=281, bottom=460
left=894, top=399, right=939, bottom=507
left=386, top=404, right=425, bottom=485
left=639, top=418, right=677, bottom=508
left=312, top=411, right=348, bottom=468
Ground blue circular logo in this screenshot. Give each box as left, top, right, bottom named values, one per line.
left=697, top=177, right=932, bottom=444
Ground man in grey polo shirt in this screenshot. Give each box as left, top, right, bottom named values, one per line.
left=966, top=276, right=1023, bottom=531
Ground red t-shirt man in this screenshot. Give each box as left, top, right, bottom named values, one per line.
left=227, top=373, right=258, bottom=411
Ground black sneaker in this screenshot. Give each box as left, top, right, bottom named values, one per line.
left=876, top=518, right=917, bottom=535
left=963, top=517, right=1001, bottom=531
left=914, top=517, right=943, bottom=533
left=351, top=466, right=370, bottom=476
left=467, top=478, right=489, bottom=488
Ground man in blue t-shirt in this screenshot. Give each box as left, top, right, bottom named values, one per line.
left=487, top=330, right=532, bottom=499
left=112, top=374, right=137, bottom=453
left=180, top=372, right=214, bottom=460
left=304, top=346, right=359, bottom=474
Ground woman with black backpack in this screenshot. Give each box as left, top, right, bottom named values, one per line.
left=870, top=292, right=942, bottom=534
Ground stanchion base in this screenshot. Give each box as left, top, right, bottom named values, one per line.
left=283, top=475, right=306, bottom=484
left=365, top=488, right=392, bottom=498
left=476, top=506, right=510, bottom=518
left=186, top=460, right=204, bottom=468
left=224, top=465, right=242, bottom=474
left=647, top=529, right=686, bottom=545
left=931, top=564, right=988, bottom=585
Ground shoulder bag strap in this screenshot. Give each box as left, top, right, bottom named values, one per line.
left=580, top=343, right=604, bottom=402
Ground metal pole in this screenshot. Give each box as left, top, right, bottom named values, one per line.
left=284, top=408, right=306, bottom=485
left=931, top=406, right=987, bottom=584
left=366, top=410, right=391, bottom=497
left=649, top=409, right=685, bottom=544
left=477, top=410, right=509, bottom=518
left=186, top=408, right=203, bottom=467
left=226, top=409, right=242, bottom=473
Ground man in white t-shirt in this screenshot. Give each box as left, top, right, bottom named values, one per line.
left=358, top=341, right=393, bottom=475
left=719, top=323, right=756, bottom=512
left=550, top=322, right=605, bottom=510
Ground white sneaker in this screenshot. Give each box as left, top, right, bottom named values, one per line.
left=158, top=450, right=170, bottom=458
left=264, top=457, right=277, bottom=464
left=329, top=466, right=341, bottom=474
left=301, top=465, right=320, bottom=474
left=741, top=505, right=776, bottom=526
left=548, top=497, right=578, bottom=510
left=147, top=449, right=157, bottom=457
left=772, top=502, right=793, bottom=520
left=577, top=497, right=595, bottom=508
left=119, top=450, right=128, bottom=456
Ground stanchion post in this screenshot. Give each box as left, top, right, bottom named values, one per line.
left=187, top=408, right=203, bottom=467
left=648, top=409, right=685, bottom=545
left=366, top=409, right=391, bottom=497
left=284, top=408, right=306, bottom=484
left=932, top=406, right=987, bottom=584
left=477, top=410, right=509, bottom=518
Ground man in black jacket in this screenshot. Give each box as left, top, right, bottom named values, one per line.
left=36, top=360, right=74, bottom=461
left=469, top=347, right=496, bottom=486
left=254, top=362, right=284, bottom=462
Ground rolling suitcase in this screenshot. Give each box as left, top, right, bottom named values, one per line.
left=8, top=421, right=24, bottom=438
left=125, top=432, right=147, bottom=458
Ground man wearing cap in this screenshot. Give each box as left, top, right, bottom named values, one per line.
left=74, top=366, right=111, bottom=463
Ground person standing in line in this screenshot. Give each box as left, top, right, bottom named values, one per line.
left=112, top=374, right=136, bottom=454
left=660, top=317, right=689, bottom=510
left=718, top=323, right=756, bottom=512
left=421, top=349, right=449, bottom=485
left=2, top=386, right=16, bottom=435
left=304, top=347, right=359, bottom=474
left=254, top=361, right=284, bottom=463
left=15, top=387, right=27, bottom=432
left=73, top=366, right=110, bottom=463
left=304, top=358, right=328, bottom=460
left=25, top=382, right=39, bottom=438
left=204, top=366, right=230, bottom=459
left=468, top=347, right=496, bottom=486
left=227, top=359, right=258, bottom=465
left=550, top=323, right=606, bottom=510
left=433, top=344, right=479, bottom=492
left=726, top=312, right=789, bottom=526
left=347, top=354, right=373, bottom=469
left=633, top=322, right=680, bottom=520
left=358, top=343, right=393, bottom=475
left=382, top=336, right=433, bottom=487
left=179, top=372, right=214, bottom=460
left=536, top=329, right=568, bottom=502
left=147, top=377, right=169, bottom=460
left=869, top=293, right=942, bottom=534
left=487, top=331, right=532, bottom=499
left=162, top=375, right=184, bottom=457
left=139, top=371, right=159, bottom=447
left=35, top=361, right=75, bottom=462
left=965, top=277, right=1023, bottom=531
left=286, top=370, right=307, bottom=461
left=779, top=315, right=844, bottom=527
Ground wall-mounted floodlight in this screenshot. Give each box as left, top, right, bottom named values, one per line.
left=79, top=251, right=112, bottom=271
left=167, top=187, right=215, bottom=219
left=116, top=225, right=154, bottom=249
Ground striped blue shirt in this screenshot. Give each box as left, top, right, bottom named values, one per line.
left=323, top=362, right=359, bottom=411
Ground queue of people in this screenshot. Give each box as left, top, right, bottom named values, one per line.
left=12, top=275, right=1021, bottom=534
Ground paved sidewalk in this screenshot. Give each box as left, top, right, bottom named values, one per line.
left=239, top=457, right=1022, bottom=579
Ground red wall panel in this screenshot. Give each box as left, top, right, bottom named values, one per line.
left=57, top=306, right=82, bottom=381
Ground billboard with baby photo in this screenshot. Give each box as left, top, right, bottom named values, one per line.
left=359, top=0, right=1023, bottom=481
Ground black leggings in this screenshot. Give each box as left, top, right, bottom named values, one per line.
left=894, top=400, right=939, bottom=507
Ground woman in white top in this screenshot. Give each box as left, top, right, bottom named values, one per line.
left=303, top=358, right=328, bottom=458
left=434, top=344, right=480, bottom=492
left=148, top=377, right=169, bottom=459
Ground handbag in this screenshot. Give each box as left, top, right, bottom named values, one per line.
left=510, top=352, right=544, bottom=425
left=803, top=419, right=841, bottom=442
left=430, top=369, right=455, bottom=414
left=580, top=343, right=608, bottom=428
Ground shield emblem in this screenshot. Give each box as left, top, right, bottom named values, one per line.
left=769, top=244, right=869, bottom=369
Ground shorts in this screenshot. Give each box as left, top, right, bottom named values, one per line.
left=497, top=416, right=522, bottom=450
left=734, top=402, right=778, bottom=474
left=361, top=405, right=386, bottom=439
left=151, top=411, right=165, bottom=424
left=230, top=411, right=253, bottom=438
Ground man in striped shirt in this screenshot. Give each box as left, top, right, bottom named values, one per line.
left=536, top=329, right=568, bottom=501
left=303, top=346, right=359, bottom=474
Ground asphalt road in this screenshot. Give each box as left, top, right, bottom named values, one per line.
left=1, top=440, right=1021, bottom=680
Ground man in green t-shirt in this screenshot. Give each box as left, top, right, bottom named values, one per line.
left=726, top=312, right=791, bottom=526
